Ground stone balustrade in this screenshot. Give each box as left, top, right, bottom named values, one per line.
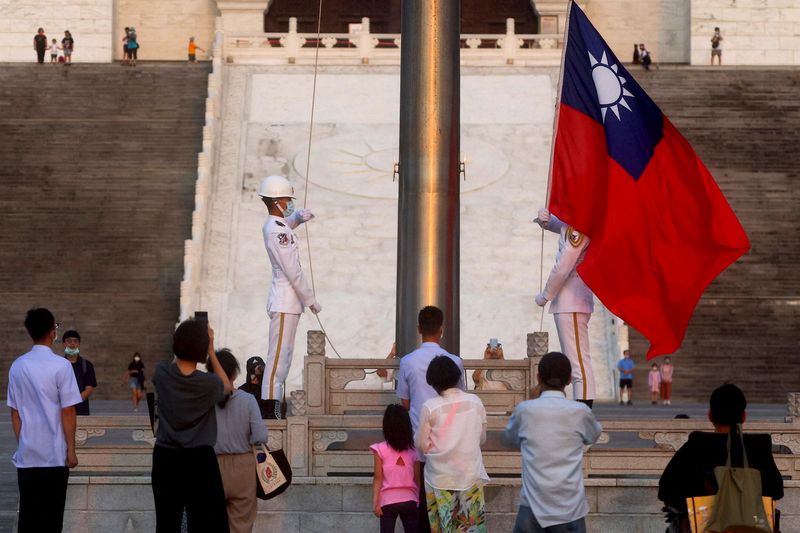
left=180, top=27, right=225, bottom=322
left=302, top=355, right=540, bottom=416
left=224, top=17, right=563, bottom=66
left=75, top=363, right=800, bottom=480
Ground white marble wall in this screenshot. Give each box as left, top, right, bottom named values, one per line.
left=586, top=0, right=690, bottom=64
left=691, top=0, right=800, bottom=65
left=0, top=0, right=113, bottom=62
left=194, top=65, right=624, bottom=399
left=115, top=0, right=218, bottom=60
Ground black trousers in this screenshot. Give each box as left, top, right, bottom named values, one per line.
left=380, top=500, right=419, bottom=533
left=151, top=445, right=229, bottom=533
left=18, top=466, right=69, bottom=533
left=36, top=48, right=46, bottom=63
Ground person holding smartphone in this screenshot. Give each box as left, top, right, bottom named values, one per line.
left=150, top=318, right=233, bottom=532
left=473, top=339, right=510, bottom=391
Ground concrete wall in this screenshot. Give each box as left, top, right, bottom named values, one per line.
left=691, top=0, right=800, bottom=65
left=0, top=0, right=113, bottom=62
left=115, top=0, right=219, bottom=61
left=585, top=0, right=691, bottom=63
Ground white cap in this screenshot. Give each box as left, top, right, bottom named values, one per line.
left=258, top=175, right=295, bottom=199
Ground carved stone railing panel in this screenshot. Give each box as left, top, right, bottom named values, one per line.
left=329, top=368, right=367, bottom=390
left=485, top=369, right=525, bottom=390
left=289, top=390, right=307, bottom=416
left=132, top=429, right=156, bottom=446
left=76, top=428, right=106, bottom=447
left=308, top=356, right=538, bottom=415
left=653, top=432, right=690, bottom=451
left=313, top=430, right=348, bottom=452
left=772, top=433, right=800, bottom=454
left=267, top=430, right=284, bottom=451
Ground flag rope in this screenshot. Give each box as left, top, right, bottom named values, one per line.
left=539, top=0, right=575, bottom=334
left=298, top=0, right=344, bottom=359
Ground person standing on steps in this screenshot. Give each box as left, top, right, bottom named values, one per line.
left=126, top=27, right=138, bottom=66
left=660, top=356, right=674, bottom=405
left=258, top=175, right=320, bottom=419
left=396, top=306, right=466, bottom=533
left=8, top=308, right=82, bottom=533
left=648, top=363, right=662, bottom=405
left=125, top=352, right=146, bottom=412
left=62, top=329, right=97, bottom=416
left=534, top=208, right=596, bottom=408
left=711, top=27, right=723, bottom=66
left=33, top=28, right=47, bottom=64
left=49, top=38, right=60, bottom=63
left=61, top=31, right=74, bottom=65
left=188, top=37, right=205, bottom=62
left=617, top=349, right=635, bottom=405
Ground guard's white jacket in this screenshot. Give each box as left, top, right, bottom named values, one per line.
left=262, top=213, right=315, bottom=314
left=542, top=215, right=594, bottom=315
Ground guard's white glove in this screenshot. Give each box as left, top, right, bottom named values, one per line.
left=533, top=208, right=550, bottom=229
left=309, top=302, right=322, bottom=314
left=296, top=209, right=315, bottom=222
left=534, top=293, right=548, bottom=307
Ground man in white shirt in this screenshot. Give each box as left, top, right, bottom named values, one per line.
left=534, top=208, right=596, bottom=407
left=257, top=175, right=321, bottom=419
left=396, top=305, right=465, bottom=533
left=504, top=351, right=602, bottom=533
left=7, top=307, right=83, bottom=532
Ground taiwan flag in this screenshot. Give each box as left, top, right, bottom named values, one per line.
left=548, top=2, right=750, bottom=358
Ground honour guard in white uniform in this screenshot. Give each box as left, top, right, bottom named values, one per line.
left=258, top=175, right=321, bottom=418
left=534, top=208, right=596, bottom=406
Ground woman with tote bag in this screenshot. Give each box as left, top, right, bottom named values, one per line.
left=209, top=349, right=268, bottom=533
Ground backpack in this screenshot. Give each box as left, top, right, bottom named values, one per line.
left=704, top=426, right=771, bottom=533
left=712, top=36, right=720, bottom=49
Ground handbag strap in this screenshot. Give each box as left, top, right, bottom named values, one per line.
left=725, top=424, right=749, bottom=469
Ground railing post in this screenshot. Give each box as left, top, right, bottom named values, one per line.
left=286, top=415, right=309, bottom=476
left=358, top=17, right=373, bottom=64
left=305, top=331, right=328, bottom=414
left=504, top=18, right=517, bottom=65
left=286, top=17, right=299, bottom=64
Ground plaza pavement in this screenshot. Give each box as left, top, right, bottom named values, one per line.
left=0, top=400, right=787, bottom=532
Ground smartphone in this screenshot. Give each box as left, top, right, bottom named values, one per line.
left=489, top=338, right=498, bottom=349
left=194, top=311, right=208, bottom=325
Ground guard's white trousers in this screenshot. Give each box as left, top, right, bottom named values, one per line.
left=261, top=311, right=300, bottom=401
left=553, top=312, right=595, bottom=401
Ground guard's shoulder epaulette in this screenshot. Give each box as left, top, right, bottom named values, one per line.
left=275, top=220, right=286, bottom=227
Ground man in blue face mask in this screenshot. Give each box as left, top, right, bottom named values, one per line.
left=62, top=329, right=97, bottom=415
left=257, top=175, right=321, bottom=419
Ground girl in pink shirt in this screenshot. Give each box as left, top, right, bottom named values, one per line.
left=648, top=363, right=662, bottom=405
left=371, top=404, right=420, bottom=533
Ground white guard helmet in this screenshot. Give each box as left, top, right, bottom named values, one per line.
left=258, top=175, right=296, bottom=199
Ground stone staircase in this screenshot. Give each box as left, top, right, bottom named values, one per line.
left=626, top=68, right=800, bottom=403
left=0, top=63, right=210, bottom=400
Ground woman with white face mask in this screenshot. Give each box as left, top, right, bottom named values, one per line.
left=124, top=352, right=146, bottom=411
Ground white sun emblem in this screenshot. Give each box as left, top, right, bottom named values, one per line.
left=588, top=50, right=635, bottom=123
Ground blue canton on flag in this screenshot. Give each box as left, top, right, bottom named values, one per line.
left=560, top=3, right=664, bottom=180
